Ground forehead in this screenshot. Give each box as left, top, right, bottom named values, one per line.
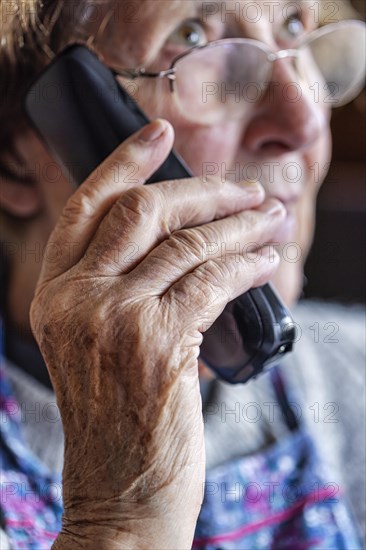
left=107, top=0, right=308, bottom=63
left=135, top=0, right=305, bottom=18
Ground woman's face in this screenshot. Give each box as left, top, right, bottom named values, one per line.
left=4, top=0, right=332, bottom=315
left=99, top=0, right=332, bottom=304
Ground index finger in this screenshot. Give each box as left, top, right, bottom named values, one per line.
left=38, top=119, right=174, bottom=283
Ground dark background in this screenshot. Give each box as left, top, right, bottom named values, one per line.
left=303, top=0, right=365, bottom=303
left=304, top=88, right=366, bottom=303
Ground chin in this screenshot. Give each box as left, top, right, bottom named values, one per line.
left=271, top=258, right=304, bottom=308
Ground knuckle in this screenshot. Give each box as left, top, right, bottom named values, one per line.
left=204, top=258, right=226, bottom=283
left=62, top=190, right=95, bottom=224
left=197, top=223, right=222, bottom=244
left=208, top=257, right=238, bottom=284
left=170, top=227, right=206, bottom=260
left=195, top=260, right=229, bottom=302
left=117, top=186, right=159, bottom=220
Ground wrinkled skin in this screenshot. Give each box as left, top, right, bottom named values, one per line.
left=2, top=1, right=333, bottom=547
left=30, top=122, right=285, bottom=547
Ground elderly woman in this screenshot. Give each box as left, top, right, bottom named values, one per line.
left=0, top=0, right=365, bottom=548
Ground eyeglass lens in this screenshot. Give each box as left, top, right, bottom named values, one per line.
left=173, top=22, right=366, bottom=125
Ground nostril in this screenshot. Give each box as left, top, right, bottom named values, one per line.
left=242, top=54, right=328, bottom=155
left=260, top=141, right=291, bottom=155
left=242, top=103, right=325, bottom=155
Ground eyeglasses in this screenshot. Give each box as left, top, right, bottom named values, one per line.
left=109, top=20, right=366, bottom=126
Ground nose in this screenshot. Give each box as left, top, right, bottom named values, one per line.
left=242, top=58, right=329, bottom=155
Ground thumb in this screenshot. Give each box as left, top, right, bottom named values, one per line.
left=39, top=119, right=174, bottom=282
left=96, top=118, right=175, bottom=188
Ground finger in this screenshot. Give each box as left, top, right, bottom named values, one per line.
left=38, top=119, right=174, bottom=282
left=127, top=199, right=285, bottom=293
left=82, top=177, right=265, bottom=275
left=164, top=245, right=280, bottom=329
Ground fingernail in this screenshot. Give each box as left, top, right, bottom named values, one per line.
left=236, top=180, right=264, bottom=194
left=139, top=119, right=166, bottom=142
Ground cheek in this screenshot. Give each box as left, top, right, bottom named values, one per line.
left=131, top=78, right=243, bottom=177
left=173, top=122, right=243, bottom=178
left=303, top=124, right=332, bottom=208
left=295, top=125, right=332, bottom=252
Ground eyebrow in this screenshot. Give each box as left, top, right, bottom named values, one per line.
left=282, top=0, right=309, bottom=13
left=136, top=0, right=219, bottom=64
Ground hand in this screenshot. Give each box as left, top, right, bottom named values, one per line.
left=30, top=119, right=285, bottom=548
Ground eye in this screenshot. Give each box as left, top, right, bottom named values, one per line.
left=278, top=13, right=305, bottom=45
left=167, top=20, right=208, bottom=50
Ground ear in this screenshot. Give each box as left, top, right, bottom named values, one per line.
left=0, top=173, right=43, bottom=218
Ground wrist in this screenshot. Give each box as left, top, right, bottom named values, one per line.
left=53, top=515, right=196, bottom=550
left=57, top=472, right=203, bottom=549
left=53, top=530, right=136, bottom=550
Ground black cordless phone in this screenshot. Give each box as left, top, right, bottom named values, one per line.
left=25, top=45, right=295, bottom=383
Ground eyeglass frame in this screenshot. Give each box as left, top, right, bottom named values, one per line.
left=108, top=20, right=366, bottom=99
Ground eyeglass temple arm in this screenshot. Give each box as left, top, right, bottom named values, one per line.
left=109, top=45, right=301, bottom=80
left=110, top=66, right=176, bottom=81
left=110, top=48, right=300, bottom=95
